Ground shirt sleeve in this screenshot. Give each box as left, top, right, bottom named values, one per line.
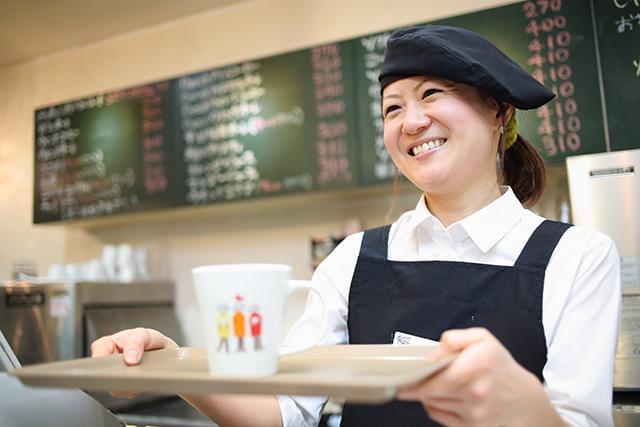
left=278, top=232, right=363, bottom=427
left=543, top=229, right=621, bottom=427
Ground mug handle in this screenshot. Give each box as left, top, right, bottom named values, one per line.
left=279, top=279, right=327, bottom=356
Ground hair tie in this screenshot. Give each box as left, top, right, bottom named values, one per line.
left=504, top=114, right=518, bottom=150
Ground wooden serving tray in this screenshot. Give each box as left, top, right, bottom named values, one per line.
left=9, top=345, right=454, bottom=403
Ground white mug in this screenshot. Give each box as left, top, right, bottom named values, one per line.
left=192, top=263, right=326, bottom=377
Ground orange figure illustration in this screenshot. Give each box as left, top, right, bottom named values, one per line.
left=216, top=303, right=230, bottom=353
left=233, top=294, right=246, bottom=352
left=249, top=305, right=263, bottom=351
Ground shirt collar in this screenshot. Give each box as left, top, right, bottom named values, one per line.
left=456, top=187, right=525, bottom=253
left=393, top=186, right=525, bottom=253
left=391, top=195, right=434, bottom=243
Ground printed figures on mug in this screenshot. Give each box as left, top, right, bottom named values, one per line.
left=233, top=295, right=246, bottom=352
left=216, top=304, right=230, bottom=353
left=219, top=294, right=264, bottom=353
left=249, top=305, right=263, bottom=351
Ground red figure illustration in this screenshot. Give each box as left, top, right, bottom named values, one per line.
left=249, top=305, right=263, bottom=351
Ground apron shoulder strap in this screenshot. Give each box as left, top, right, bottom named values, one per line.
left=360, top=225, right=392, bottom=259
left=514, top=220, right=572, bottom=270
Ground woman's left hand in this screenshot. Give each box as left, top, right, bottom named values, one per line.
left=397, top=327, right=548, bottom=427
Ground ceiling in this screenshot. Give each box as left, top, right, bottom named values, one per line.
left=0, top=0, right=250, bottom=68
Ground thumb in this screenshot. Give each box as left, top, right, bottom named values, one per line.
left=439, top=327, right=491, bottom=353
left=112, top=328, right=177, bottom=366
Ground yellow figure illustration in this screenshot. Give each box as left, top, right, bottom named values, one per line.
left=216, top=303, right=230, bottom=353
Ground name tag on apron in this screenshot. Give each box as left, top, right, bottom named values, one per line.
left=393, top=331, right=439, bottom=346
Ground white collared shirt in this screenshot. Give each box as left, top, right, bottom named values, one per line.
left=278, top=187, right=620, bottom=427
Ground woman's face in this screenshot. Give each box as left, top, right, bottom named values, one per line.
left=382, top=76, right=502, bottom=197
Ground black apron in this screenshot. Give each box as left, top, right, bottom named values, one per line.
left=340, top=219, right=571, bottom=427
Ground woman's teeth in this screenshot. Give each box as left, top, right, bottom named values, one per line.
left=411, top=139, right=446, bottom=156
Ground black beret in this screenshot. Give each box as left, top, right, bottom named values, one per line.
left=379, top=25, right=555, bottom=110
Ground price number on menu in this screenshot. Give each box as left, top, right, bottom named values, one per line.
left=107, top=82, right=171, bottom=197
left=523, top=0, right=581, bottom=158
left=311, top=44, right=353, bottom=186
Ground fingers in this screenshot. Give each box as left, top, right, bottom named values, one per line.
left=90, top=336, right=118, bottom=358
left=91, top=328, right=178, bottom=366
left=116, top=328, right=178, bottom=365
left=418, top=328, right=492, bottom=366
left=426, top=345, right=446, bottom=362
left=398, top=328, right=530, bottom=426
left=401, top=346, right=486, bottom=399
left=439, top=327, right=492, bottom=353
left=397, top=328, right=498, bottom=401
left=90, top=328, right=178, bottom=400
left=145, top=328, right=179, bottom=350
left=396, top=384, right=423, bottom=401
left=396, top=391, right=465, bottom=427
left=118, top=329, right=147, bottom=365
left=397, top=364, right=472, bottom=402
left=424, top=400, right=465, bottom=427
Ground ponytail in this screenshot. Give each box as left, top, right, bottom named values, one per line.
left=499, top=134, right=547, bottom=207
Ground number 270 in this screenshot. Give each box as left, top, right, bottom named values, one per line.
left=524, top=0, right=563, bottom=18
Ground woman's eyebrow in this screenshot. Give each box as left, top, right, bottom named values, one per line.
left=383, top=78, right=453, bottom=101
left=382, top=93, right=402, bottom=101
left=415, top=78, right=453, bottom=92
left=413, top=79, right=430, bottom=93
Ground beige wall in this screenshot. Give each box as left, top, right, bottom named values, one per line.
left=3, top=0, right=567, bottom=345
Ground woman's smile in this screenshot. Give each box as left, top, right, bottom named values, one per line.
left=407, top=138, right=448, bottom=158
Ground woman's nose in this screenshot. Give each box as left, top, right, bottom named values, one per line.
left=401, top=105, right=431, bottom=135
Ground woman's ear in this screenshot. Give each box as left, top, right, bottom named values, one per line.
left=495, top=103, right=514, bottom=129
left=502, top=105, right=515, bottom=122
left=482, top=96, right=511, bottom=132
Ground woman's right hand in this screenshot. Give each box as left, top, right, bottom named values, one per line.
left=90, top=327, right=178, bottom=398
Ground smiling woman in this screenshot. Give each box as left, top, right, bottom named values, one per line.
left=381, top=77, right=505, bottom=214
left=330, top=25, right=620, bottom=427
left=91, top=24, right=621, bottom=427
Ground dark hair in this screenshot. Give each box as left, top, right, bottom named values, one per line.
left=498, top=133, right=547, bottom=207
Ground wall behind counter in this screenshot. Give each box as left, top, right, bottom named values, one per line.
left=0, top=0, right=522, bottom=346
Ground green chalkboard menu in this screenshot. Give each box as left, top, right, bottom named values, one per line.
left=353, top=0, right=606, bottom=185
left=33, top=0, right=639, bottom=223
left=173, top=42, right=358, bottom=206
left=34, top=42, right=359, bottom=222
left=33, top=81, right=176, bottom=222
left=593, top=0, right=640, bottom=152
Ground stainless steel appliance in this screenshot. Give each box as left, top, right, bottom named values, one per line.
left=567, top=149, right=640, bottom=423
left=0, top=280, right=183, bottom=364
left=0, top=280, right=215, bottom=426
left=566, top=149, right=640, bottom=290
left=0, top=281, right=76, bottom=365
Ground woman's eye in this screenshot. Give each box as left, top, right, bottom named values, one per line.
left=383, top=104, right=400, bottom=117
left=422, top=88, right=442, bottom=99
